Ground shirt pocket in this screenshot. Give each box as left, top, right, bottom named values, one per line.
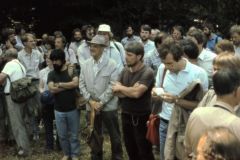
left=99, top=73, right=110, bottom=89
left=34, top=59, right=40, bottom=69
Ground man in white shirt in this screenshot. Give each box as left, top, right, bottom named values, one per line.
left=187, top=29, right=216, bottom=87
left=55, top=35, right=78, bottom=65
left=140, top=24, right=156, bottom=55
left=0, top=48, right=30, bottom=156
left=154, top=41, right=208, bottom=160
left=77, top=25, right=95, bottom=67
left=69, top=28, right=83, bottom=56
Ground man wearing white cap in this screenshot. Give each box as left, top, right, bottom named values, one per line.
left=97, top=24, right=126, bottom=73
left=79, top=35, right=123, bottom=160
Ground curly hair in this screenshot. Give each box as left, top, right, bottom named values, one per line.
left=213, top=52, right=240, bottom=69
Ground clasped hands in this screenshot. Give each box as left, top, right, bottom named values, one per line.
left=88, top=100, right=103, bottom=112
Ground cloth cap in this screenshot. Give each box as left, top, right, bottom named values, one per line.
left=88, top=35, right=108, bottom=46
left=98, top=24, right=111, bottom=32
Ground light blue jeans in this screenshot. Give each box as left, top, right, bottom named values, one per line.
left=159, top=118, right=169, bottom=160
left=55, top=109, right=80, bottom=158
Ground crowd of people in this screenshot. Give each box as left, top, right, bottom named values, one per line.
left=1, top=21, right=240, bottom=160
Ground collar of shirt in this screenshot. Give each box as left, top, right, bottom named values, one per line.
left=46, top=66, right=53, bottom=72
left=143, top=39, right=151, bottom=46
left=127, top=36, right=138, bottom=41
left=109, top=41, right=116, bottom=49
left=214, top=101, right=235, bottom=113
left=209, top=33, right=217, bottom=41
left=92, top=54, right=104, bottom=65
left=81, top=41, right=89, bottom=48
left=23, top=49, right=33, bottom=56
left=182, top=59, right=191, bottom=73
left=198, top=48, right=209, bottom=60
left=169, top=58, right=190, bottom=75
left=11, top=59, right=20, bottom=63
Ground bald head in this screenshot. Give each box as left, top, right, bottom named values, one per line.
left=4, top=48, right=18, bottom=59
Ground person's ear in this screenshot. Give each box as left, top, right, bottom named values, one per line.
left=234, top=86, right=240, bottom=98
left=137, top=55, right=142, bottom=61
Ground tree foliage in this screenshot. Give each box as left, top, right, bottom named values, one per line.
left=0, top=0, right=240, bottom=38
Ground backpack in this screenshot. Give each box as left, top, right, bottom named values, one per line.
left=7, top=62, right=37, bottom=103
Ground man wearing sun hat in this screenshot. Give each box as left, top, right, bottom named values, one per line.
left=79, top=34, right=123, bottom=160
left=97, top=24, right=126, bottom=74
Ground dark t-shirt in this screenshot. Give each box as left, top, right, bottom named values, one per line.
left=119, top=65, right=155, bottom=115
left=47, top=69, right=78, bottom=112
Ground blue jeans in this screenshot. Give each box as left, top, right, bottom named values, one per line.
left=55, top=109, right=80, bottom=157
left=159, top=118, right=169, bottom=160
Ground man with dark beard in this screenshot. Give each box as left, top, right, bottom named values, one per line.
left=112, top=41, right=155, bottom=160
left=121, top=25, right=141, bottom=47
left=1, top=28, right=18, bottom=53
left=202, top=22, right=222, bottom=52
left=47, top=49, right=80, bottom=160
left=77, top=25, right=95, bottom=67
left=69, top=28, right=83, bottom=56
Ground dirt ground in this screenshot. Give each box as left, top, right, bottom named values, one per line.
left=0, top=134, right=127, bottom=160
left=0, top=111, right=160, bottom=160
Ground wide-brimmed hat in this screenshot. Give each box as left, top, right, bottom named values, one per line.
left=88, top=35, right=108, bottom=47
left=98, top=24, right=111, bottom=32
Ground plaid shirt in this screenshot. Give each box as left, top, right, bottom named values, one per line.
left=144, top=49, right=161, bottom=75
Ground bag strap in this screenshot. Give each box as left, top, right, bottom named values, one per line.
left=6, top=75, right=12, bottom=85
left=161, top=67, right=167, bottom=88
left=113, top=42, right=125, bottom=66
left=14, top=61, right=25, bottom=76
left=6, top=60, right=25, bottom=84
left=215, top=35, right=220, bottom=44
left=150, top=67, right=167, bottom=115
left=214, top=104, right=231, bottom=113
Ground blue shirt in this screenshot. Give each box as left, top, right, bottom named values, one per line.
left=156, top=59, right=208, bottom=120
left=206, top=34, right=222, bottom=51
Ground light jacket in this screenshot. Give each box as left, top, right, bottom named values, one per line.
left=79, top=55, right=119, bottom=111
left=164, top=80, right=204, bottom=160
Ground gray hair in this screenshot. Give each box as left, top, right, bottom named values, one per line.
left=230, top=25, right=240, bottom=35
